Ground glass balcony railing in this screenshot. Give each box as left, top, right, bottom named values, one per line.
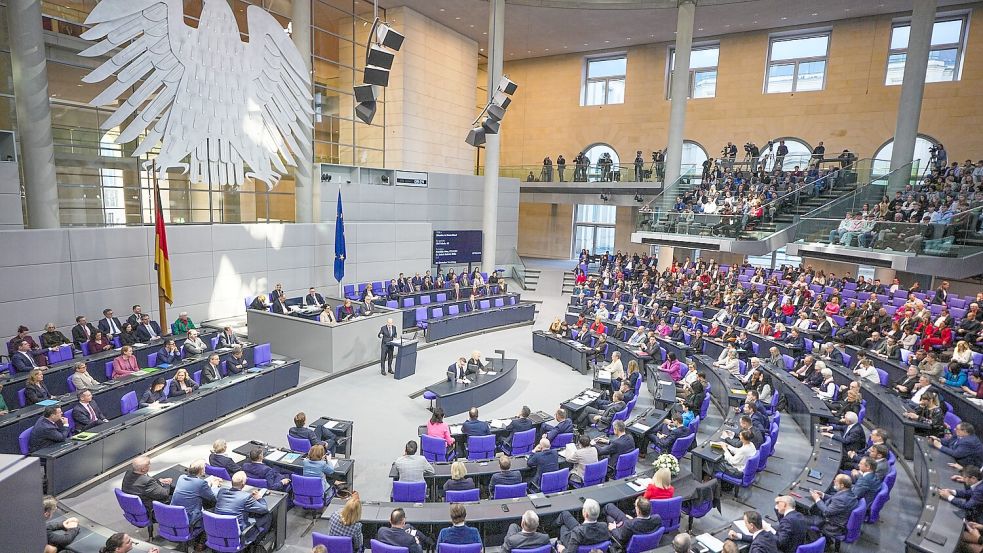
left=482, top=163, right=698, bottom=184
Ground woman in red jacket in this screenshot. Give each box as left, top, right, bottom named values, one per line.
left=920, top=320, right=953, bottom=351
left=644, top=467, right=675, bottom=500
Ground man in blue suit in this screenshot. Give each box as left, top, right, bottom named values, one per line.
left=605, top=496, right=662, bottom=553
left=527, top=437, right=560, bottom=488
left=242, top=448, right=291, bottom=492
left=809, top=474, right=859, bottom=540
left=169, top=460, right=217, bottom=527
left=849, top=457, right=882, bottom=506
left=462, top=408, right=491, bottom=437
left=214, top=471, right=270, bottom=545
left=288, top=412, right=338, bottom=454
left=595, top=420, right=636, bottom=471
left=12, top=339, right=39, bottom=373
left=542, top=408, right=574, bottom=442
left=489, top=455, right=523, bottom=496
left=436, top=503, right=481, bottom=545
left=29, top=406, right=71, bottom=452
left=377, top=508, right=431, bottom=553
left=135, top=314, right=163, bottom=342
left=500, top=406, right=534, bottom=449
left=727, top=510, right=779, bottom=553
left=940, top=465, right=983, bottom=523
left=71, top=389, right=108, bottom=431
left=641, top=412, right=691, bottom=458
left=823, top=411, right=866, bottom=464
left=932, top=422, right=983, bottom=467
left=770, top=495, right=808, bottom=553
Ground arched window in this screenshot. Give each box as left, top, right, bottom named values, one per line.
left=759, top=137, right=812, bottom=171
left=872, top=135, right=939, bottom=177
left=681, top=140, right=708, bottom=176
left=582, top=143, right=619, bottom=182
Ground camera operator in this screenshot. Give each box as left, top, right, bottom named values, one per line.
left=745, top=142, right=760, bottom=172
left=930, top=143, right=947, bottom=171
left=652, top=149, right=666, bottom=182
left=722, top=142, right=737, bottom=170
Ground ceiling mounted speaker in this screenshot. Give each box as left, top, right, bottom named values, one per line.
left=481, top=118, right=500, bottom=135
left=355, top=101, right=377, bottom=124
left=366, top=45, right=395, bottom=70
left=497, top=76, right=518, bottom=95
left=363, top=65, right=390, bottom=87
left=486, top=103, right=506, bottom=121
left=353, top=84, right=377, bottom=103
left=376, top=23, right=405, bottom=51
left=465, top=126, right=486, bottom=147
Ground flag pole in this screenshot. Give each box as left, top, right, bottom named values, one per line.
left=152, top=160, right=169, bottom=334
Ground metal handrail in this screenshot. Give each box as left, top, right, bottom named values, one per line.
left=798, top=161, right=911, bottom=220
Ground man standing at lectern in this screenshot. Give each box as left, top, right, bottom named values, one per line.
left=379, top=318, right=398, bottom=375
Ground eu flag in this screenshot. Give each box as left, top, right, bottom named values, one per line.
left=334, top=190, right=346, bottom=283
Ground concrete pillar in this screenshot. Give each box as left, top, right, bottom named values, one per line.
left=8, top=0, right=58, bottom=228
left=873, top=267, right=896, bottom=284
left=888, top=0, right=936, bottom=190
left=481, top=0, right=505, bottom=273
left=656, top=246, right=675, bottom=272
left=663, top=0, right=696, bottom=186
left=292, top=0, right=314, bottom=223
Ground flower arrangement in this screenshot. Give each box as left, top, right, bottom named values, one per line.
left=652, top=453, right=680, bottom=476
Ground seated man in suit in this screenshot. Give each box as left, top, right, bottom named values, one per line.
left=931, top=422, right=983, bottom=467
left=489, top=455, right=523, bottom=496
left=72, top=389, right=109, bottom=431
left=200, top=353, right=223, bottom=385
left=462, top=407, right=491, bottom=437
left=183, top=330, right=208, bottom=356
left=97, top=308, right=124, bottom=338
left=594, top=420, right=636, bottom=471
left=209, top=439, right=242, bottom=476
left=121, top=456, right=173, bottom=513
left=71, top=316, right=97, bottom=349
left=214, top=471, right=271, bottom=545
left=500, top=405, right=535, bottom=449
left=576, top=391, right=625, bottom=433
left=605, top=496, right=662, bottom=553
left=436, top=503, right=481, bottom=545
left=849, top=457, right=882, bottom=506
left=289, top=411, right=339, bottom=454
left=127, top=304, right=144, bottom=327
left=135, top=314, right=163, bottom=342
left=242, top=448, right=291, bottom=492
left=821, top=411, right=866, bottom=466
left=640, top=412, right=691, bottom=458
left=218, top=326, right=241, bottom=348
left=12, top=338, right=43, bottom=373
left=527, top=437, right=560, bottom=488
left=595, top=381, right=635, bottom=410
left=448, top=357, right=472, bottom=383
left=377, top=508, right=433, bottom=553
left=763, top=495, right=809, bottom=553
left=542, top=408, right=574, bottom=442
left=303, top=287, right=326, bottom=308
left=723, top=415, right=764, bottom=450
left=726, top=510, right=778, bottom=553
left=29, top=406, right=71, bottom=452
left=503, top=510, right=551, bottom=553
left=70, top=362, right=101, bottom=392
left=808, top=474, right=858, bottom=541
left=940, top=465, right=983, bottom=523
left=555, top=498, right=610, bottom=553
left=169, top=460, right=218, bottom=528
left=226, top=345, right=251, bottom=374
left=44, top=495, right=80, bottom=553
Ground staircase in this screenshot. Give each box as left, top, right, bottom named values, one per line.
left=521, top=268, right=541, bottom=291
left=739, top=174, right=862, bottom=237
left=562, top=271, right=576, bottom=294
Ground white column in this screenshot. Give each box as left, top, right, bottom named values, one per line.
left=888, top=0, right=936, bottom=189
left=292, top=0, right=314, bottom=223
left=8, top=0, right=58, bottom=228
left=663, top=0, right=696, bottom=186
left=481, top=0, right=505, bottom=273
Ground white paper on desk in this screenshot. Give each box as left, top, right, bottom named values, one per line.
left=597, top=369, right=612, bottom=380
left=484, top=371, right=497, bottom=375
left=733, top=519, right=775, bottom=535
left=658, top=380, right=673, bottom=386
left=490, top=419, right=509, bottom=428
left=626, top=477, right=651, bottom=492
left=696, top=533, right=724, bottom=553
left=327, top=458, right=337, bottom=468
left=134, top=343, right=147, bottom=347
left=631, top=422, right=651, bottom=433
left=450, top=425, right=463, bottom=434
left=265, top=450, right=287, bottom=462
left=324, top=421, right=340, bottom=430
left=969, top=398, right=983, bottom=407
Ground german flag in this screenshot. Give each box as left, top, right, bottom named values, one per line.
left=154, top=179, right=173, bottom=305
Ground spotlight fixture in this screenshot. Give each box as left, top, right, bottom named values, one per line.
left=354, top=17, right=404, bottom=124
left=465, top=74, right=519, bottom=147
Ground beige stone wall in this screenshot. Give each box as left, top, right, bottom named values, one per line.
left=499, top=7, right=983, bottom=168
left=385, top=7, right=479, bottom=175
left=517, top=202, right=573, bottom=259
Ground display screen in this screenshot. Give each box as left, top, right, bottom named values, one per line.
left=433, top=230, right=483, bottom=264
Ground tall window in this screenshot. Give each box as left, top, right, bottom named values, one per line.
left=872, top=136, right=939, bottom=177
left=574, top=205, right=617, bottom=256
left=765, top=33, right=830, bottom=93
left=583, top=55, right=627, bottom=106
left=886, top=16, right=967, bottom=85
left=668, top=45, right=719, bottom=99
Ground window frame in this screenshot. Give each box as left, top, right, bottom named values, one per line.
left=667, top=43, right=720, bottom=100
left=764, top=31, right=831, bottom=94
left=884, top=14, right=969, bottom=85
left=582, top=54, right=627, bottom=106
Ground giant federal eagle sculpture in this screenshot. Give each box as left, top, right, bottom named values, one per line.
left=80, top=0, right=313, bottom=189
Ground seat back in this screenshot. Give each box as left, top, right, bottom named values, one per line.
left=287, top=434, right=311, bottom=453
left=650, top=496, right=683, bottom=532
left=511, top=547, right=551, bottom=553
left=415, top=307, right=428, bottom=325
left=944, top=411, right=961, bottom=431
left=343, top=285, right=356, bottom=299
left=202, top=510, right=246, bottom=552
left=551, top=432, right=574, bottom=449
left=844, top=498, right=866, bottom=542
left=17, top=388, right=26, bottom=408
left=540, top=468, right=570, bottom=494
left=386, top=300, right=399, bottom=309
left=687, top=416, right=700, bottom=435
left=211, top=336, right=220, bottom=350
left=494, top=298, right=505, bottom=307
left=147, top=352, right=158, bottom=367
left=432, top=307, right=444, bottom=319
left=18, top=427, right=32, bottom=454
left=448, top=305, right=460, bottom=316
left=253, top=343, right=272, bottom=365
left=741, top=452, right=760, bottom=486
left=479, top=300, right=490, bottom=309
left=582, top=459, right=608, bottom=487
left=153, top=501, right=195, bottom=543
left=494, top=482, right=528, bottom=499
left=115, top=488, right=152, bottom=528
left=699, top=393, right=710, bottom=420
left=81, top=342, right=92, bottom=356
left=403, top=297, right=416, bottom=308
left=66, top=375, right=77, bottom=393
left=312, top=533, right=354, bottom=553
left=120, top=391, right=138, bottom=415
left=576, top=543, right=610, bottom=553
left=670, top=433, right=696, bottom=460
left=508, top=428, right=537, bottom=454
left=625, top=528, right=666, bottom=553
left=421, top=434, right=453, bottom=462
left=438, top=544, right=483, bottom=553
left=757, top=436, right=773, bottom=471
left=445, top=489, right=480, bottom=502
left=436, top=293, right=447, bottom=302
left=245, top=477, right=267, bottom=489
left=866, top=483, right=890, bottom=523
left=105, top=361, right=115, bottom=379
left=391, top=481, right=426, bottom=502
left=875, top=368, right=889, bottom=387
left=291, top=474, right=326, bottom=510
left=163, top=379, right=174, bottom=399
left=795, top=537, right=826, bottom=553
left=205, top=464, right=232, bottom=480
left=467, top=435, right=496, bottom=460
left=64, top=409, right=76, bottom=434
left=614, top=449, right=639, bottom=479
left=370, top=539, right=410, bottom=553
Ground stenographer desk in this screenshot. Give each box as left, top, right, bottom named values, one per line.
left=532, top=330, right=590, bottom=374
left=0, top=344, right=257, bottom=454
left=232, top=440, right=355, bottom=489
left=34, top=360, right=300, bottom=494
left=423, top=359, right=518, bottom=416
left=426, top=303, right=536, bottom=341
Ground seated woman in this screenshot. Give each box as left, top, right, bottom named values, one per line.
left=111, top=346, right=141, bottom=379
left=815, top=368, right=837, bottom=401
left=319, top=304, right=338, bottom=324
left=943, top=364, right=968, bottom=388
left=643, top=467, right=674, bottom=500
left=140, top=377, right=168, bottom=407
left=88, top=331, right=113, bottom=353
left=208, top=439, right=242, bottom=476
left=302, top=444, right=341, bottom=497
left=326, top=492, right=364, bottom=552
left=24, top=368, right=51, bottom=404
left=442, top=461, right=475, bottom=493
left=169, top=368, right=199, bottom=396
left=548, top=317, right=563, bottom=335
left=952, top=340, right=975, bottom=368
left=426, top=408, right=456, bottom=455
left=904, top=391, right=946, bottom=437
left=118, top=323, right=139, bottom=347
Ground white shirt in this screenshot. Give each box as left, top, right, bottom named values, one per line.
left=910, top=384, right=930, bottom=405
left=605, top=359, right=625, bottom=381
left=855, top=365, right=880, bottom=384
left=725, top=442, right=757, bottom=471
left=794, top=318, right=812, bottom=331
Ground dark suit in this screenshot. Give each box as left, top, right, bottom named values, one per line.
left=735, top=530, right=779, bottom=553
left=121, top=468, right=171, bottom=512
left=647, top=423, right=691, bottom=453
left=556, top=515, right=610, bottom=552
left=604, top=503, right=661, bottom=551
left=527, top=448, right=560, bottom=486
left=833, top=423, right=866, bottom=457
left=271, top=296, right=286, bottom=314
left=71, top=400, right=107, bottom=431
left=489, top=469, right=523, bottom=495
left=218, top=332, right=241, bottom=348
left=29, top=417, right=70, bottom=451
left=25, top=383, right=51, bottom=404
left=12, top=350, right=39, bottom=373
left=814, top=490, right=858, bottom=538
left=289, top=425, right=338, bottom=454
left=208, top=452, right=242, bottom=476
left=502, top=417, right=534, bottom=447
left=47, top=518, right=80, bottom=551
left=774, top=510, right=808, bottom=553
left=214, top=487, right=270, bottom=543
left=226, top=354, right=250, bottom=374
left=135, top=321, right=162, bottom=342
left=502, top=525, right=551, bottom=553
left=544, top=418, right=574, bottom=442
left=243, top=461, right=289, bottom=491
left=98, top=317, right=124, bottom=335
left=851, top=471, right=880, bottom=506
left=168, top=379, right=198, bottom=397
left=71, top=323, right=97, bottom=347
left=378, top=324, right=398, bottom=374
left=462, top=419, right=491, bottom=436
left=596, top=433, right=635, bottom=470
left=377, top=526, right=424, bottom=553
left=200, top=362, right=222, bottom=385
left=939, top=435, right=983, bottom=467
left=951, top=482, right=983, bottom=523
left=170, top=474, right=217, bottom=525
left=304, top=293, right=326, bottom=307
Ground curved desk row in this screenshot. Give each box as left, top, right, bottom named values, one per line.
left=232, top=439, right=356, bottom=489
left=423, top=359, right=519, bottom=416
left=374, top=285, right=501, bottom=307
left=426, top=303, right=536, bottom=342
left=34, top=359, right=300, bottom=494
left=415, top=411, right=553, bottom=444
left=393, top=293, right=518, bottom=330
left=533, top=331, right=590, bottom=374
left=0, top=344, right=259, bottom=454
left=906, top=436, right=964, bottom=553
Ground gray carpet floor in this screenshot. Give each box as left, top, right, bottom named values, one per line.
left=60, top=259, right=921, bottom=552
